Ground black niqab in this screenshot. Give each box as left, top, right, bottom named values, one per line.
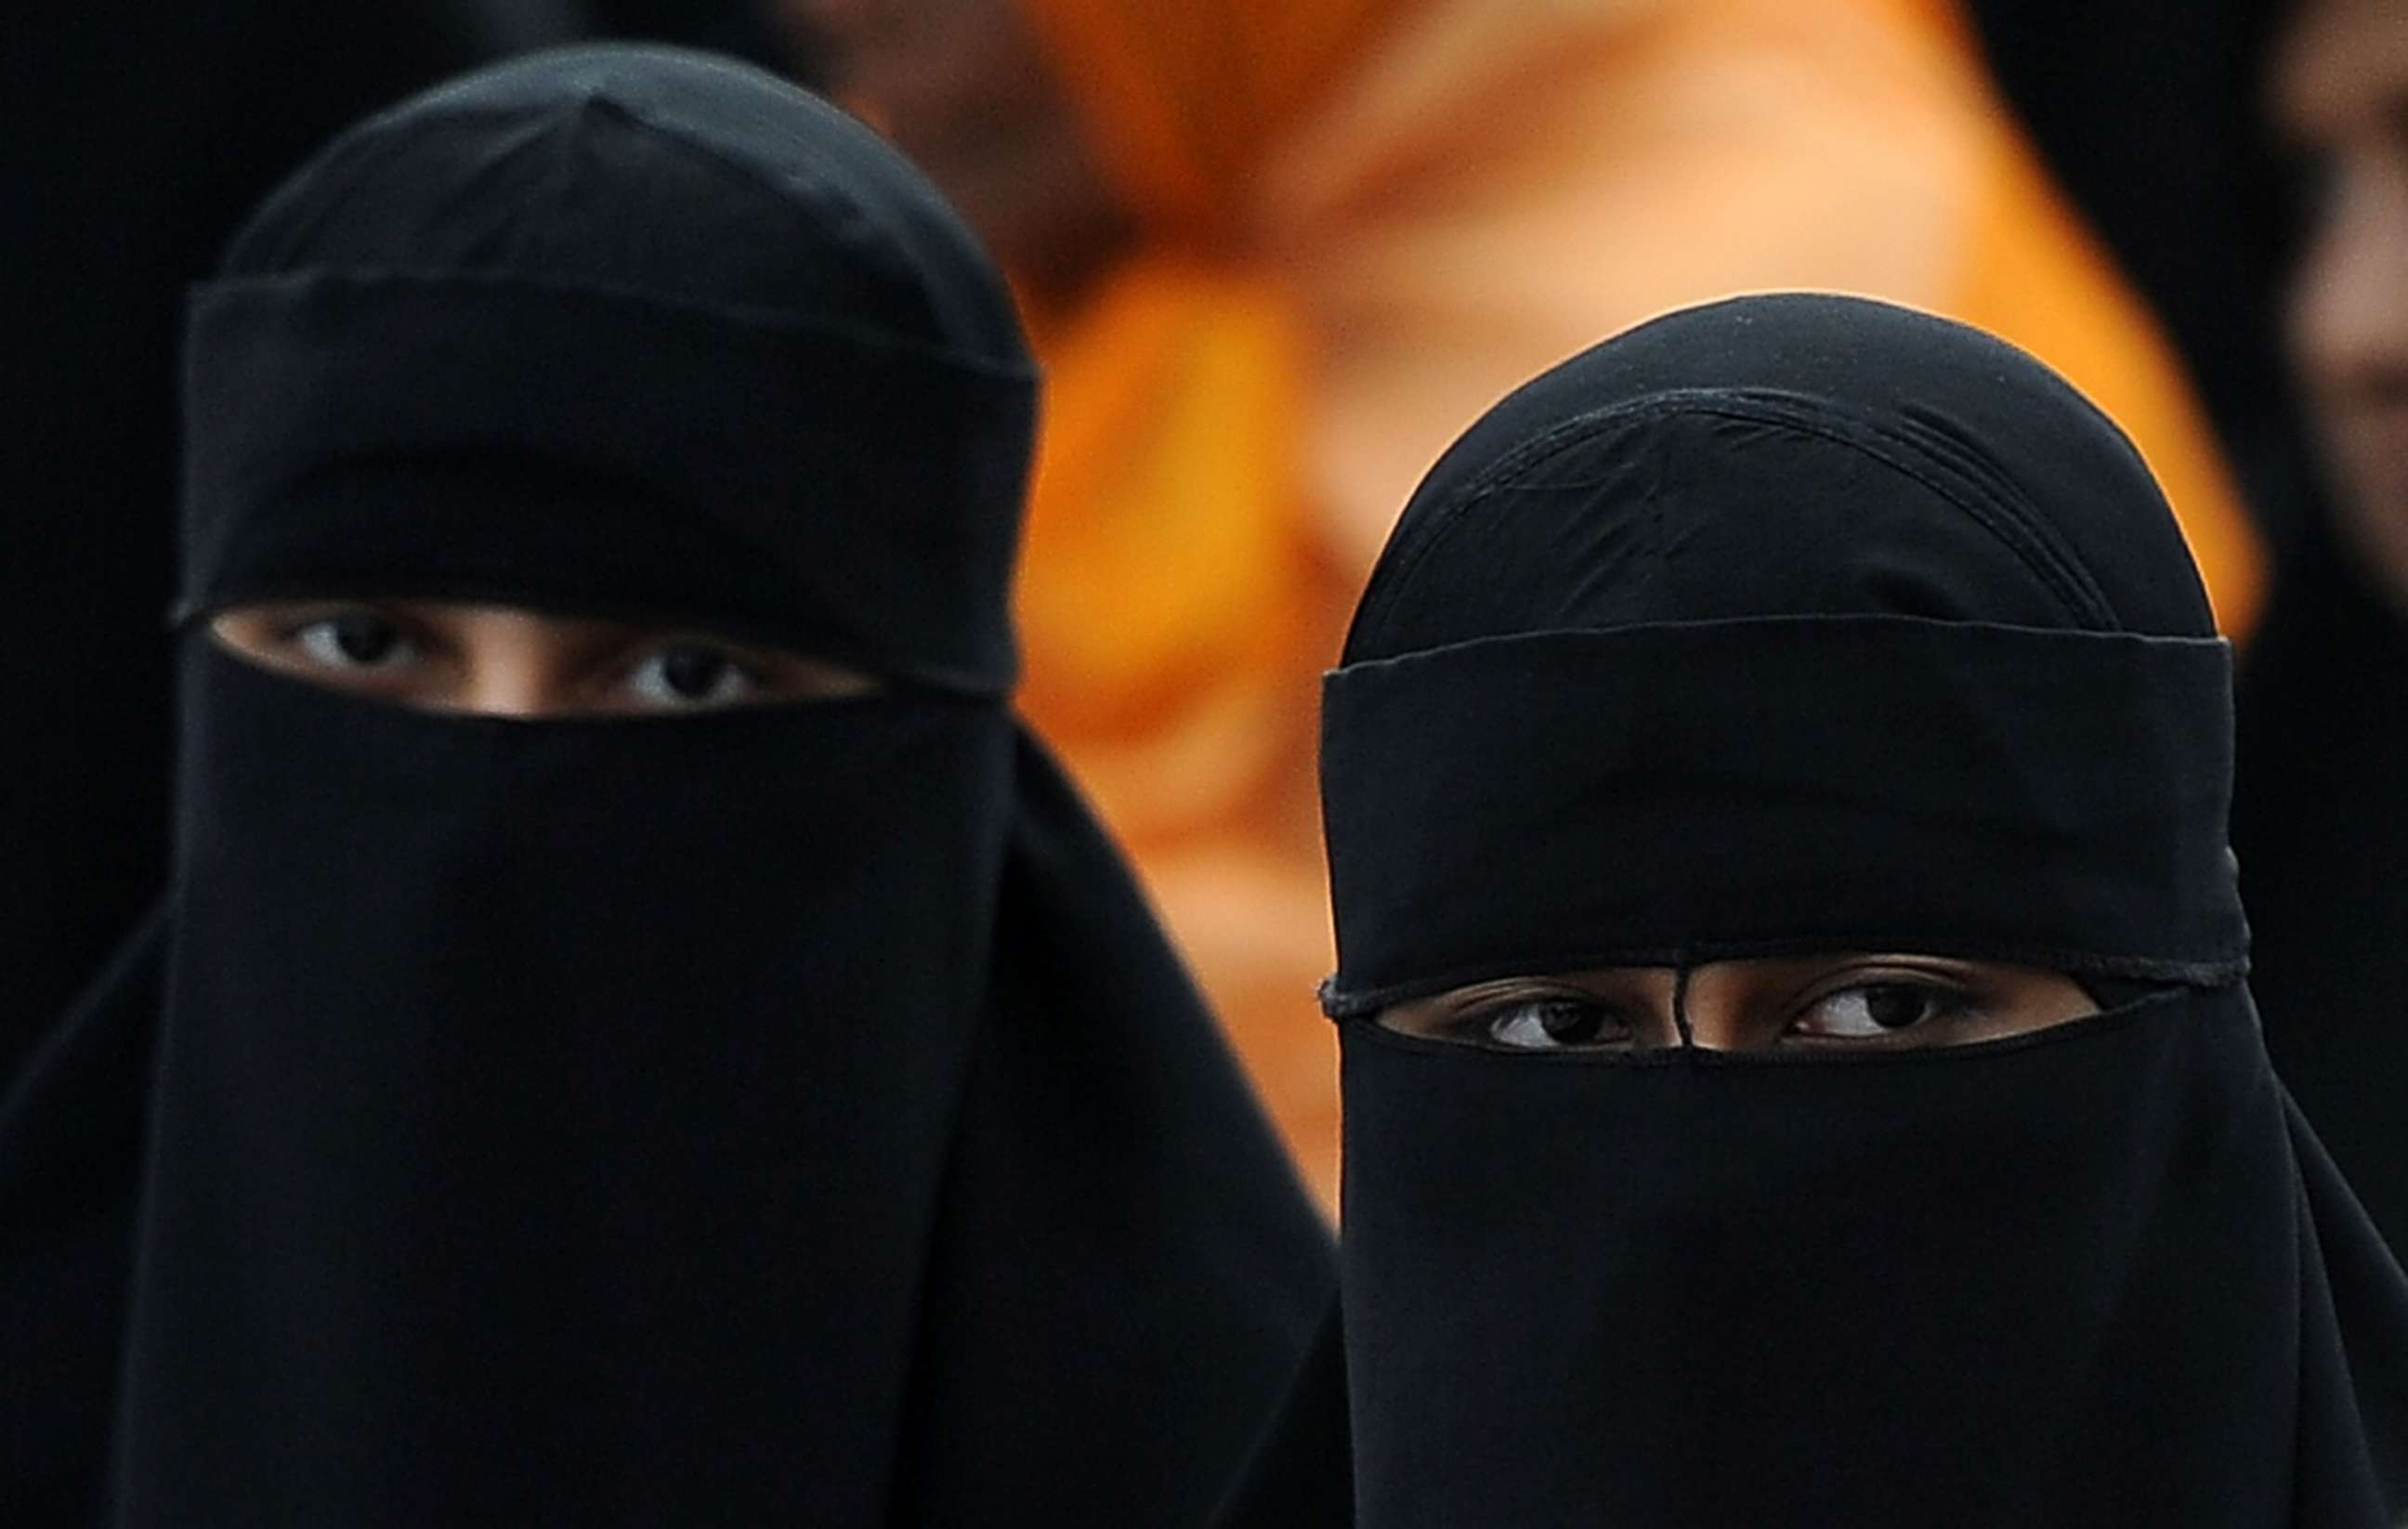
left=1320, top=295, right=2408, bottom=1525
left=2, top=46, right=1328, bottom=1525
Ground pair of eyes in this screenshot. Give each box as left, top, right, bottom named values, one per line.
left=1449, top=978, right=1973, bottom=1052
left=282, top=608, right=764, bottom=710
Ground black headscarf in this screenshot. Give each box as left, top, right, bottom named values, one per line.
left=1318, top=294, right=2408, bottom=1526
left=0, top=45, right=1328, bottom=1524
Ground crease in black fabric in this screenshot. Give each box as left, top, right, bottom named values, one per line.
left=1354, top=392, right=2119, bottom=640
left=1668, top=960, right=1696, bottom=1052
left=886, top=738, right=1332, bottom=1525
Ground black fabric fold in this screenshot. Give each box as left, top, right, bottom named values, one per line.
left=1209, top=1299, right=1354, bottom=1529
left=889, top=738, right=1338, bottom=1522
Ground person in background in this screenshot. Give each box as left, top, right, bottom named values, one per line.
left=2232, top=0, right=2408, bottom=1255
left=779, top=0, right=2268, bottom=1203
left=0, top=46, right=1329, bottom=1524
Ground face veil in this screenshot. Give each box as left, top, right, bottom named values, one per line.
left=0, top=46, right=1330, bottom=1525
left=1317, top=295, right=2408, bottom=1526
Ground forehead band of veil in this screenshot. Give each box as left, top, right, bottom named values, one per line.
left=1318, top=615, right=2246, bottom=1017
left=177, top=270, right=1037, bottom=698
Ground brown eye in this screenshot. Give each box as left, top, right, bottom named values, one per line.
left=1792, top=982, right=1964, bottom=1039
left=660, top=647, right=729, bottom=698
left=1484, top=999, right=1626, bottom=1052
left=293, top=611, right=412, bottom=670
left=624, top=642, right=758, bottom=709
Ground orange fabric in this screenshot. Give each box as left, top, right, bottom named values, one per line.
left=1016, top=0, right=1419, bottom=232
left=1010, top=0, right=2266, bottom=1210
left=1016, top=262, right=1308, bottom=809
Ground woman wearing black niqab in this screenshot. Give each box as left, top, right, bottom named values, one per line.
left=0, top=45, right=1329, bottom=1525
left=1315, top=294, right=2408, bottom=1524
